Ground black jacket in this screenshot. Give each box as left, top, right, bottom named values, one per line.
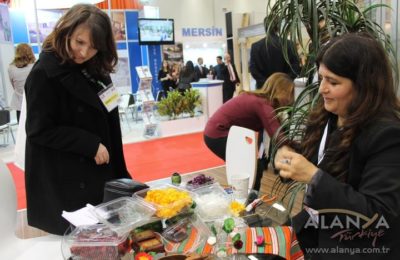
left=250, top=34, right=300, bottom=89
left=25, top=52, right=130, bottom=235
left=194, top=65, right=209, bottom=79
left=178, top=71, right=198, bottom=91
left=221, top=62, right=240, bottom=87
left=294, top=117, right=400, bottom=259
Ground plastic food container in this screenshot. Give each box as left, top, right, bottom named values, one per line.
left=91, top=197, right=155, bottom=235
left=160, top=217, right=211, bottom=254
left=61, top=224, right=131, bottom=260
left=134, top=184, right=193, bottom=219
left=192, top=183, right=231, bottom=222
left=184, top=173, right=215, bottom=191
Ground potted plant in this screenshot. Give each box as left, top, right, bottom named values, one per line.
left=182, top=89, right=201, bottom=117
left=157, top=90, right=184, bottom=119
left=157, top=89, right=202, bottom=119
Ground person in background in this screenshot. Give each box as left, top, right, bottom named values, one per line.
left=209, top=65, right=214, bottom=74
left=250, top=22, right=300, bottom=89
left=207, top=65, right=215, bottom=79
left=204, top=72, right=294, bottom=190
left=275, top=33, right=400, bottom=258
left=195, top=57, right=209, bottom=79
left=213, top=55, right=224, bottom=80
left=24, top=4, right=130, bottom=235
left=221, top=52, right=240, bottom=103
left=8, top=43, right=35, bottom=122
left=177, top=60, right=199, bottom=93
left=158, top=60, right=174, bottom=98
left=171, top=62, right=180, bottom=89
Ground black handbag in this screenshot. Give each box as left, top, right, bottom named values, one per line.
left=103, top=178, right=149, bottom=202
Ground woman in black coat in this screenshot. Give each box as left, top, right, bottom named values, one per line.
left=25, top=4, right=130, bottom=235
left=275, top=33, right=400, bottom=258
left=177, top=60, right=198, bottom=93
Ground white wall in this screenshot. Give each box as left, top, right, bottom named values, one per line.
left=0, top=43, right=15, bottom=107
left=183, top=46, right=224, bottom=67
left=212, top=0, right=270, bottom=27
left=149, top=0, right=270, bottom=41
left=151, top=0, right=215, bottom=42
left=147, top=0, right=270, bottom=68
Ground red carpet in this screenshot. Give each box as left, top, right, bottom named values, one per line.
left=7, top=132, right=224, bottom=210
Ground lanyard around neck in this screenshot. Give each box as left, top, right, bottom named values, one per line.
left=81, top=69, right=107, bottom=89
left=318, top=120, right=329, bottom=165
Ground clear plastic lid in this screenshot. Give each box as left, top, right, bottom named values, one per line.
left=91, top=196, right=156, bottom=235
left=134, top=183, right=193, bottom=219
left=62, top=224, right=131, bottom=260
left=184, top=173, right=215, bottom=191
left=192, top=183, right=231, bottom=222
left=160, top=216, right=211, bottom=254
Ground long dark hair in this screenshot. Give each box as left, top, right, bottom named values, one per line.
left=162, top=60, right=170, bottom=73
left=302, top=33, right=400, bottom=181
left=181, top=60, right=195, bottom=78
left=42, top=4, right=117, bottom=76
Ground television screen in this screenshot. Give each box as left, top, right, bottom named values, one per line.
left=138, top=18, right=175, bottom=45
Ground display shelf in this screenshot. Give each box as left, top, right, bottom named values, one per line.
left=135, top=66, right=158, bottom=138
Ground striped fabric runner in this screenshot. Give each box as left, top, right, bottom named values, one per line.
left=163, top=226, right=304, bottom=259
left=234, top=226, right=304, bottom=260
left=164, top=225, right=210, bottom=253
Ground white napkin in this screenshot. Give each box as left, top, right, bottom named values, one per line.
left=61, top=204, right=99, bottom=227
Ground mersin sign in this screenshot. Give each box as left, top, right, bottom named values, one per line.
left=182, top=27, right=223, bottom=37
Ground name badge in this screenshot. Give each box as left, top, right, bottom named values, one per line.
left=98, top=84, right=120, bottom=112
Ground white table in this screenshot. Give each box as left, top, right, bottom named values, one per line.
left=191, top=80, right=224, bottom=119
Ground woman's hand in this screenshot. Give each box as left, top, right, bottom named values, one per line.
left=94, top=143, right=109, bottom=165
left=274, top=149, right=318, bottom=184
left=274, top=145, right=295, bottom=165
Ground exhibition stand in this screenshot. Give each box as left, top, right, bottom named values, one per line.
left=158, top=114, right=206, bottom=137
left=158, top=80, right=223, bottom=138
left=191, top=80, right=223, bottom=119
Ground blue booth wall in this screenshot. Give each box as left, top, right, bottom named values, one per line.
left=9, top=9, right=162, bottom=98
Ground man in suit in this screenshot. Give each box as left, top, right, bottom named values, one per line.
left=250, top=26, right=300, bottom=89
left=221, top=52, right=240, bottom=103
left=213, top=56, right=224, bottom=80
left=194, top=57, right=209, bottom=79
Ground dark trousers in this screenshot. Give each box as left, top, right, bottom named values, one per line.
left=16, top=110, right=21, bottom=123
left=254, top=156, right=269, bottom=191
left=203, top=134, right=227, bottom=160
left=204, top=133, right=268, bottom=191
left=254, top=130, right=269, bottom=191
left=223, top=84, right=235, bottom=103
